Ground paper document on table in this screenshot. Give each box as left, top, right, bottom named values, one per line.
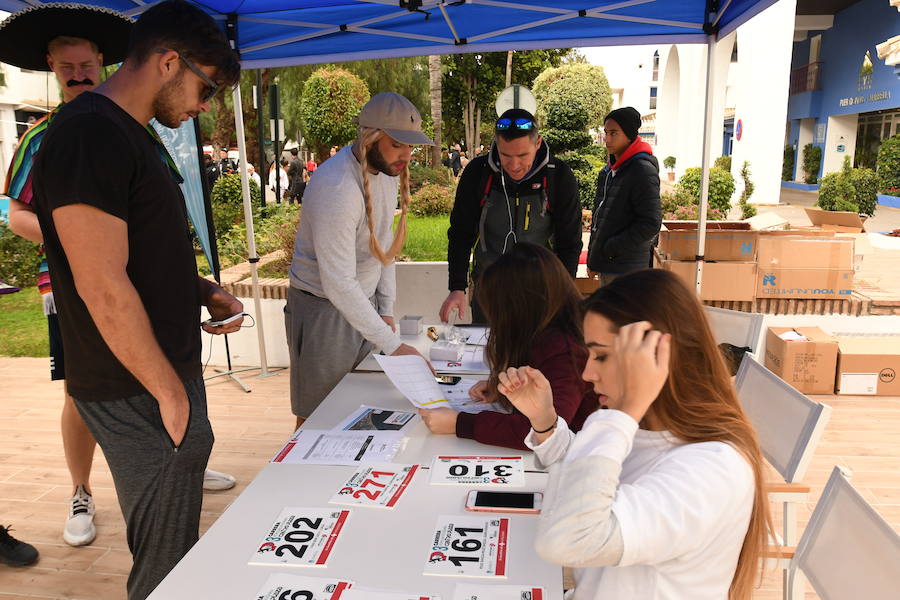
left=335, top=405, right=418, bottom=431
left=271, top=429, right=405, bottom=465
left=374, top=354, right=450, bottom=408
left=329, top=463, right=419, bottom=509
left=452, top=583, right=545, bottom=599
left=423, top=515, right=509, bottom=578
left=248, top=507, right=350, bottom=567
left=440, top=379, right=510, bottom=415
left=254, top=573, right=352, bottom=600
left=430, top=456, right=525, bottom=487
left=430, top=347, right=488, bottom=374
left=457, top=326, right=489, bottom=346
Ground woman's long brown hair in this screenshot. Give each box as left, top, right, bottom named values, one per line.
left=583, top=269, right=773, bottom=600
left=475, top=243, right=584, bottom=408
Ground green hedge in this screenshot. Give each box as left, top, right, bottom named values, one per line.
left=817, top=157, right=878, bottom=217
left=802, top=144, right=822, bottom=184
left=876, top=135, right=900, bottom=194
left=410, top=183, right=454, bottom=217
left=211, top=173, right=261, bottom=238
left=782, top=145, right=795, bottom=181
left=0, top=221, right=41, bottom=288
left=676, top=166, right=736, bottom=214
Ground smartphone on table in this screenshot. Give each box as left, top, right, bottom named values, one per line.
left=464, top=491, right=543, bottom=514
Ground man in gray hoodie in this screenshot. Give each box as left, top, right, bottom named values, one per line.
left=285, top=93, right=434, bottom=429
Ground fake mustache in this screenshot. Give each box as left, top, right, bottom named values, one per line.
left=66, top=78, right=95, bottom=87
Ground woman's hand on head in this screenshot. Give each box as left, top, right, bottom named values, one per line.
left=614, top=321, right=671, bottom=424
left=497, top=366, right=557, bottom=431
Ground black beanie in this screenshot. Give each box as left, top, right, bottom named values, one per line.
left=605, top=107, right=641, bottom=141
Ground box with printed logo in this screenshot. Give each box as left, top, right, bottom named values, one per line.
left=836, top=336, right=900, bottom=396
left=658, top=221, right=759, bottom=262
left=756, top=268, right=854, bottom=300
left=757, top=237, right=854, bottom=270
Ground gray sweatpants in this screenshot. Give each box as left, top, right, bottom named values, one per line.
left=73, top=377, right=213, bottom=600
left=284, top=286, right=376, bottom=418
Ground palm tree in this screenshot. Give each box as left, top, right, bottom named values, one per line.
left=428, top=55, right=442, bottom=167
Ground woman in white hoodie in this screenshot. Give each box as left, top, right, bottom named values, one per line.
left=499, top=269, right=773, bottom=600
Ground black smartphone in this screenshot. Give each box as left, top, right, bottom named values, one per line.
left=435, top=375, right=462, bottom=385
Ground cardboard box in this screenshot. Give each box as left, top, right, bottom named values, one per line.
left=804, top=207, right=867, bottom=233
left=756, top=268, right=854, bottom=299
left=759, top=227, right=836, bottom=238
left=757, top=237, right=854, bottom=270
left=764, top=327, right=839, bottom=394
left=658, top=221, right=759, bottom=261
left=658, top=258, right=757, bottom=301
left=835, top=336, right=900, bottom=396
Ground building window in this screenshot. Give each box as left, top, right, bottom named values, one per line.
left=649, top=86, right=657, bottom=110
left=652, top=50, right=659, bottom=81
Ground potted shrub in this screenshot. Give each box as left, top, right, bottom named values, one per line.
left=663, top=156, right=676, bottom=182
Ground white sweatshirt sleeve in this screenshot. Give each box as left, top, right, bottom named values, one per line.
left=375, top=261, right=396, bottom=318
left=534, top=410, right=754, bottom=571
left=308, top=180, right=403, bottom=354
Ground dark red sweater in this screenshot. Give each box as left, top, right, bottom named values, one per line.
left=455, top=329, right=598, bottom=451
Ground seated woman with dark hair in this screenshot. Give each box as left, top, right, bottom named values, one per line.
left=419, top=242, right=597, bottom=450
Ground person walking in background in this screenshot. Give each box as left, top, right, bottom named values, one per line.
left=287, top=147, right=305, bottom=204
left=586, top=107, right=661, bottom=287
left=285, top=92, right=434, bottom=431
left=268, top=158, right=289, bottom=202
left=441, top=108, right=582, bottom=324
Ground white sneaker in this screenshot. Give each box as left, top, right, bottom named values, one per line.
left=203, top=468, right=236, bottom=491
left=63, top=485, right=96, bottom=547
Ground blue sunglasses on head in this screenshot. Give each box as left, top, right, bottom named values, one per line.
left=496, top=117, right=535, bottom=131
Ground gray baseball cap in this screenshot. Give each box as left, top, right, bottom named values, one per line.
left=355, top=92, right=434, bottom=146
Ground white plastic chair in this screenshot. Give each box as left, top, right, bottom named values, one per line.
left=787, top=466, right=900, bottom=600
left=734, top=355, right=832, bottom=599
left=704, top=305, right=765, bottom=355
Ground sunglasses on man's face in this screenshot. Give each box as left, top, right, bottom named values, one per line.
left=156, top=49, right=221, bottom=103
left=496, top=117, right=535, bottom=131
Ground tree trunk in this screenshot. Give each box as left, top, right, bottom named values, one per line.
left=505, top=51, right=513, bottom=87
left=428, top=55, right=442, bottom=167
left=463, top=73, right=477, bottom=156
left=211, top=94, right=234, bottom=154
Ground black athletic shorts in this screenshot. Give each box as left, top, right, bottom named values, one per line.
left=48, top=313, right=66, bottom=381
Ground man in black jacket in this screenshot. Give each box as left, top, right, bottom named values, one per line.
left=441, top=108, right=582, bottom=323
left=587, top=107, right=661, bottom=286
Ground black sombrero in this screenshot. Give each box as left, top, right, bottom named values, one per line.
left=0, top=3, right=133, bottom=71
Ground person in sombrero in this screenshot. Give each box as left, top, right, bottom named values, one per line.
left=0, top=3, right=235, bottom=553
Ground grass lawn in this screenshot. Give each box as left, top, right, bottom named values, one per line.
left=0, top=286, right=48, bottom=357
left=398, top=214, right=450, bottom=262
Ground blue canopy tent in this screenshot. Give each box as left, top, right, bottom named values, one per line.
left=0, top=0, right=783, bottom=372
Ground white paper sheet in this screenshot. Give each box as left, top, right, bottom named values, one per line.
left=248, top=508, right=350, bottom=567
left=423, top=515, right=509, bottom=578
left=271, top=430, right=405, bottom=465
left=329, top=463, right=419, bottom=509
left=374, top=355, right=452, bottom=408
left=429, top=456, right=525, bottom=487
left=430, top=347, right=488, bottom=375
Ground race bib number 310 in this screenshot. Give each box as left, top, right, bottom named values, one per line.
left=423, top=515, right=509, bottom=578
left=329, top=463, right=419, bottom=509
left=249, top=507, right=350, bottom=567
left=430, top=456, right=524, bottom=487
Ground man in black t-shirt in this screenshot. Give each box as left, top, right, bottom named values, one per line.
left=31, top=2, right=241, bottom=598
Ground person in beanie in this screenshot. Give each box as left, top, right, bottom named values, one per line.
left=441, top=108, right=582, bottom=324
left=285, top=92, right=434, bottom=430
left=586, top=106, right=661, bottom=286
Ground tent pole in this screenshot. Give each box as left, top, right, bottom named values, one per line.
left=232, top=85, right=270, bottom=375
left=695, top=33, right=717, bottom=297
